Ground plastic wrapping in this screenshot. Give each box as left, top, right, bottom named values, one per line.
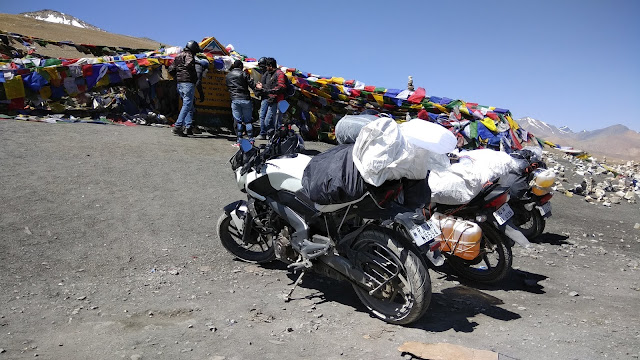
left=334, top=114, right=378, bottom=144
left=352, top=118, right=424, bottom=186
left=429, top=149, right=520, bottom=205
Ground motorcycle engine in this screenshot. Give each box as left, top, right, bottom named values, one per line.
left=274, top=227, right=297, bottom=263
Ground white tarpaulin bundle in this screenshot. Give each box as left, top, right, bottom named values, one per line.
left=352, top=118, right=456, bottom=186
left=429, top=149, right=521, bottom=205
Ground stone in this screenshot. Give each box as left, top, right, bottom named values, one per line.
left=569, top=291, right=579, bottom=297
left=610, top=196, right=621, bottom=204
left=624, top=191, right=636, bottom=201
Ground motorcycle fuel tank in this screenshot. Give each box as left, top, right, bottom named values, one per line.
left=263, top=154, right=312, bottom=193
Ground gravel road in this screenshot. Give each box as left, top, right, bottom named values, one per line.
left=1, top=120, right=638, bottom=359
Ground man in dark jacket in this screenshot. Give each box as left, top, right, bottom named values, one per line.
left=258, top=57, right=286, bottom=139
left=167, top=40, right=201, bottom=136
left=225, top=60, right=259, bottom=144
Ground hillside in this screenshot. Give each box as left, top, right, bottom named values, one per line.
left=0, top=13, right=164, bottom=59
left=519, top=117, right=640, bottom=161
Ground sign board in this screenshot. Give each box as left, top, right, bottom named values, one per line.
left=194, top=70, right=232, bottom=128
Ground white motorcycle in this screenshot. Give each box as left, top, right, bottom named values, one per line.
left=217, top=139, right=444, bottom=325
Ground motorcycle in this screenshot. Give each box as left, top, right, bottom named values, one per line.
left=217, top=138, right=444, bottom=325
left=500, top=149, right=555, bottom=240
left=428, top=179, right=531, bottom=284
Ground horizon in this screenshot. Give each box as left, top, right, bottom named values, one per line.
left=1, top=1, right=639, bottom=134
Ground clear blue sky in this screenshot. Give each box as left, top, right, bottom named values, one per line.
left=3, top=0, right=639, bottom=132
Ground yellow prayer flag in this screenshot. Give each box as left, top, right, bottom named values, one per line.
left=505, top=115, right=519, bottom=130
left=4, top=75, right=25, bottom=99
left=372, top=93, right=384, bottom=107
left=39, top=86, right=51, bottom=99
left=330, top=77, right=345, bottom=85
left=96, top=75, right=109, bottom=88
left=433, top=104, right=447, bottom=112
left=481, top=117, right=497, bottom=132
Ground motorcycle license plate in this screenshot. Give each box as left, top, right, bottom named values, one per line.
left=538, top=202, right=552, bottom=217
left=493, top=203, right=514, bottom=225
left=409, top=219, right=441, bottom=247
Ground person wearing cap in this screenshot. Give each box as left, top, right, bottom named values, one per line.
left=225, top=59, right=260, bottom=145
left=167, top=40, right=201, bottom=137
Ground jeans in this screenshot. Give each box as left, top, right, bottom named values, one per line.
left=175, top=82, right=195, bottom=129
left=258, top=99, right=269, bottom=136
left=232, top=99, right=253, bottom=142
left=263, top=101, right=283, bottom=136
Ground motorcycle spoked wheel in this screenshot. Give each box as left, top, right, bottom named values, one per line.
left=511, top=205, right=544, bottom=241
left=217, top=213, right=275, bottom=263
left=446, top=223, right=513, bottom=284
left=350, top=228, right=431, bottom=325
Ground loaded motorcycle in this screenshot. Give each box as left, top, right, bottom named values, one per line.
left=428, top=179, right=531, bottom=284
left=500, top=149, right=555, bottom=240
left=217, top=139, right=444, bottom=325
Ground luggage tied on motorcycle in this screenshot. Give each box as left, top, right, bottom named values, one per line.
left=301, top=118, right=456, bottom=209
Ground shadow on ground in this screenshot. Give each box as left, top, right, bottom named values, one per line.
left=532, top=232, right=570, bottom=246
left=275, top=269, right=524, bottom=333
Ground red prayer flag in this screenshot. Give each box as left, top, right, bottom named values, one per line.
left=407, top=87, right=426, bottom=104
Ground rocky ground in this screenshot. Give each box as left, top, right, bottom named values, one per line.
left=1, top=119, right=639, bottom=360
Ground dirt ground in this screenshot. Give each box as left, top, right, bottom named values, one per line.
left=1, top=119, right=639, bottom=360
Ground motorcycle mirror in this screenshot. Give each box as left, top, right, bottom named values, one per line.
left=239, top=139, right=253, bottom=153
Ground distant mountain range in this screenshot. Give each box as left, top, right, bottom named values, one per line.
left=20, top=9, right=103, bottom=31
left=518, top=117, right=640, bottom=161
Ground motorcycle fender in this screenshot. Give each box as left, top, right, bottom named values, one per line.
left=223, top=200, right=248, bottom=232
left=536, top=204, right=552, bottom=218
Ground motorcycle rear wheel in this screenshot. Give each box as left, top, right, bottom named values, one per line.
left=511, top=206, right=544, bottom=241
left=217, top=213, right=275, bottom=263
left=446, top=223, right=513, bottom=284
left=350, top=228, right=431, bottom=325
left=534, top=214, right=546, bottom=238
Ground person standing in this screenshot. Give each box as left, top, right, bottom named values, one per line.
left=225, top=60, right=260, bottom=145
left=259, top=57, right=286, bottom=139
left=254, top=57, right=270, bottom=140
left=167, top=40, right=201, bottom=137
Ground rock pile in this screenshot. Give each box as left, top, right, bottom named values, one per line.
left=543, top=152, right=639, bottom=207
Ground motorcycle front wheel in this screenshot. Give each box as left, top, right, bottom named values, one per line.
left=217, top=213, right=275, bottom=263
left=446, top=223, right=513, bottom=284
left=350, top=228, right=431, bottom=325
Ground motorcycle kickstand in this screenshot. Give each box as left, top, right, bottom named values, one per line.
left=284, top=271, right=305, bottom=302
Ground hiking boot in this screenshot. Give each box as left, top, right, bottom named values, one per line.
left=173, top=126, right=186, bottom=136
left=257, top=134, right=266, bottom=140
left=185, top=127, right=194, bottom=136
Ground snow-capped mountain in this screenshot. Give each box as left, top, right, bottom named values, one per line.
left=518, top=117, right=640, bottom=161
left=517, top=117, right=570, bottom=138
left=20, top=9, right=103, bottom=31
